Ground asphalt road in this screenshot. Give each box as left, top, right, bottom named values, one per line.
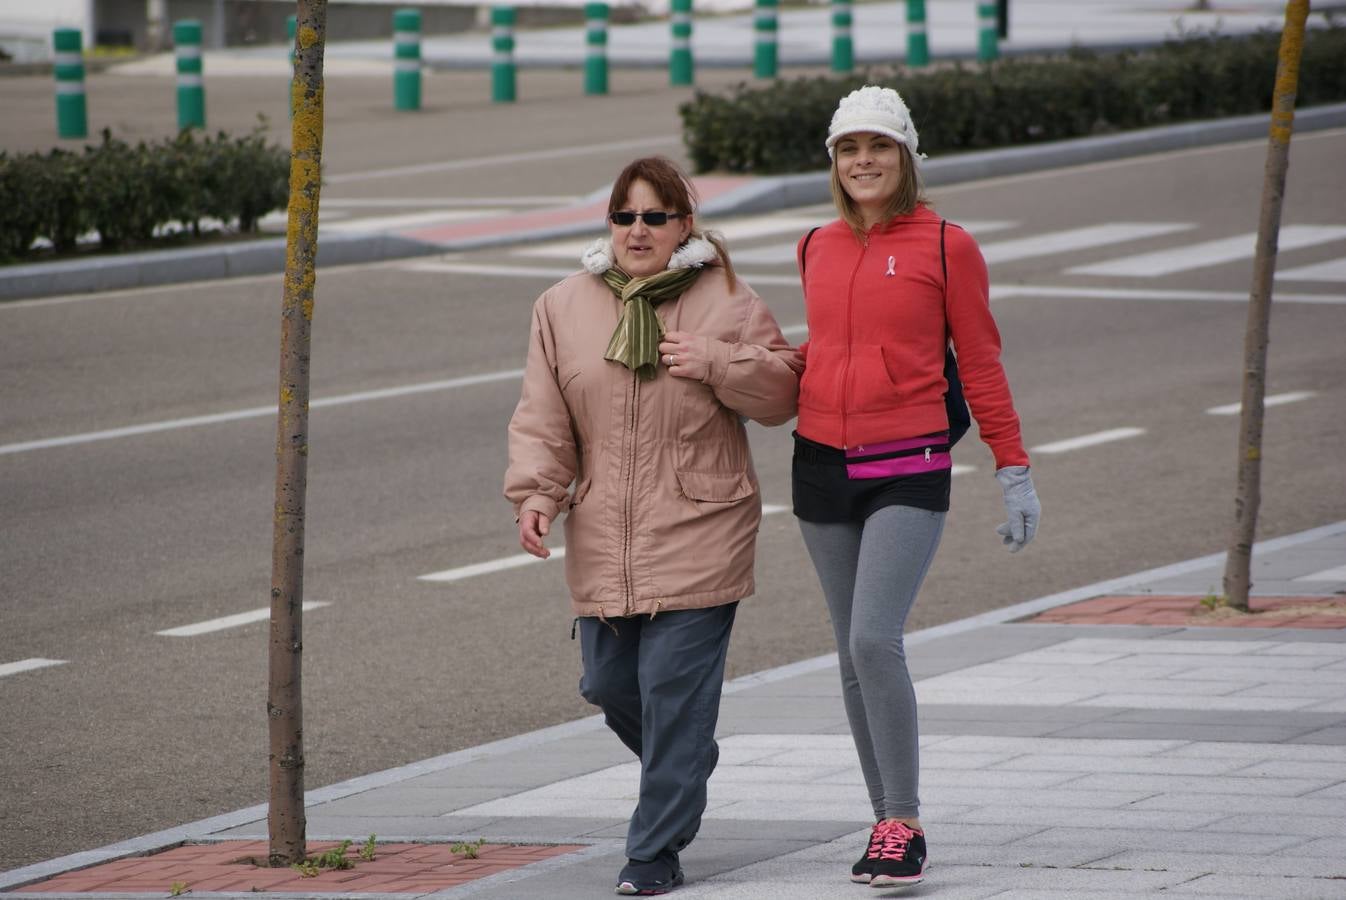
left=2, top=131, right=1344, bottom=871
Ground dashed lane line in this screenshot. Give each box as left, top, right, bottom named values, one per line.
left=1030, top=427, right=1146, bottom=455
left=1206, top=391, right=1318, bottom=416
left=0, top=658, right=67, bottom=678
left=1295, top=564, right=1346, bottom=582
left=1068, top=225, right=1346, bottom=277
left=156, top=601, right=330, bottom=637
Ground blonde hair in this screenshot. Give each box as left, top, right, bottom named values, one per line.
left=829, top=144, right=927, bottom=241
left=609, top=156, right=737, bottom=290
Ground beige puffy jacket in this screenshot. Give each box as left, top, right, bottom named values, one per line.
left=504, top=266, right=801, bottom=619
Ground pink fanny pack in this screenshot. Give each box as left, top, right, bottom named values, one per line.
left=844, top=433, right=952, bottom=480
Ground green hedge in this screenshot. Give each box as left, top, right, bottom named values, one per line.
left=680, top=25, right=1346, bottom=174
left=0, top=123, right=289, bottom=262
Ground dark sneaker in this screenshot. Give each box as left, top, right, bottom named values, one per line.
left=850, top=822, right=886, bottom=883
left=868, top=821, right=926, bottom=888
left=615, top=849, right=683, bottom=895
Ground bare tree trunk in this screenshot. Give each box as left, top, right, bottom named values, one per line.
left=1222, top=0, right=1308, bottom=612
left=268, top=0, right=327, bottom=867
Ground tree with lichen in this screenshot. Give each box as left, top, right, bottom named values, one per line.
left=268, top=0, right=327, bottom=867
left=1223, top=0, right=1309, bottom=612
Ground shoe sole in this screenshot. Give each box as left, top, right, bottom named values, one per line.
left=851, top=873, right=873, bottom=884
left=870, top=871, right=924, bottom=887
left=615, top=874, right=684, bottom=895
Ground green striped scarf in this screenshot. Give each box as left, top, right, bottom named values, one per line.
left=602, top=265, right=704, bottom=381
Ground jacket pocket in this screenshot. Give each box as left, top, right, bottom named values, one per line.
left=570, top=476, right=592, bottom=509
left=851, top=344, right=900, bottom=413
left=674, top=468, right=755, bottom=503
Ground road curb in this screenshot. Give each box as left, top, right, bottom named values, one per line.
left=2, top=104, right=1343, bottom=302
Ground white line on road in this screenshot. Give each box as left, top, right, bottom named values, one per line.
left=398, top=260, right=806, bottom=286
left=1068, top=225, right=1346, bottom=277
left=979, top=222, right=1195, bottom=266
left=0, top=369, right=525, bottom=457
left=989, top=284, right=1346, bottom=305
left=1031, top=428, right=1146, bottom=455
left=321, top=196, right=582, bottom=208
left=732, top=221, right=1020, bottom=267
left=1278, top=257, right=1346, bottom=282
left=156, top=602, right=330, bottom=637
left=326, top=136, right=678, bottom=184
left=0, top=658, right=67, bottom=678
left=1295, top=564, right=1346, bottom=583
left=1205, top=391, right=1317, bottom=416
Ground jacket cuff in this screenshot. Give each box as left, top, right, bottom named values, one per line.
left=704, top=336, right=731, bottom=386
left=518, top=494, right=562, bottom=523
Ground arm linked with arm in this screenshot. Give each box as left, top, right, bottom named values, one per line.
left=704, top=294, right=803, bottom=426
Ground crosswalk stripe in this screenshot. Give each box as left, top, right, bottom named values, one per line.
left=0, top=658, right=67, bottom=678
left=979, top=223, right=1194, bottom=265
left=514, top=216, right=826, bottom=260
left=1031, top=428, right=1145, bottom=455
left=1205, top=391, right=1317, bottom=416
left=1068, top=225, right=1346, bottom=277
left=1295, top=564, right=1346, bottom=582
left=733, top=221, right=1020, bottom=266
left=1278, top=257, right=1346, bottom=282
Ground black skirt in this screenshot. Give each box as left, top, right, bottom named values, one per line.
left=791, top=432, right=951, bottom=523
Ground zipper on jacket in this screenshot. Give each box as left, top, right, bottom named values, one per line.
left=620, top=373, right=641, bottom=615
left=842, top=233, right=871, bottom=448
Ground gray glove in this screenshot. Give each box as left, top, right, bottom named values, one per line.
left=995, top=466, right=1040, bottom=553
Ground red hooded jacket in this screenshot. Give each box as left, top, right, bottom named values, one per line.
left=795, top=204, right=1029, bottom=470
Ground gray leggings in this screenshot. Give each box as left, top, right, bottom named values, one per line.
left=798, top=505, right=945, bottom=821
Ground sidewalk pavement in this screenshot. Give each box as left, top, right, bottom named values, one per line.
left=3, top=521, right=1344, bottom=898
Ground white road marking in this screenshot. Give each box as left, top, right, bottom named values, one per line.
left=321, top=196, right=581, bottom=208
left=0, top=658, right=67, bottom=678
left=1295, top=564, right=1346, bottom=582
left=1278, top=257, right=1346, bottom=282
left=156, top=601, right=330, bottom=637
left=1068, top=225, right=1346, bottom=277
left=1205, top=391, right=1317, bottom=416
left=990, top=284, right=1346, bottom=305
left=1030, top=428, right=1146, bottom=455
left=319, top=209, right=507, bottom=233
left=398, top=260, right=805, bottom=286
left=979, top=222, right=1195, bottom=265
left=0, top=369, right=524, bottom=457
left=420, top=549, right=567, bottom=583
left=514, top=216, right=828, bottom=261
left=733, top=221, right=1019, bottom=266
left=326, top=136, right=678, bottom=184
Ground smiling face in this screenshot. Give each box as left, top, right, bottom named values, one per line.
left=833, top=131, right=906, bottom=227
left=609, top=178, right=693, bottom=278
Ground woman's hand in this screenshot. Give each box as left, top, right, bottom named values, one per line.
left=519, top=510, right=552, bottom=558
left=659, top=331, right=711, bottom=382
left=994, top=466, right=1040, bottom=553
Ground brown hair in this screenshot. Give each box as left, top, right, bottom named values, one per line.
left=608, top=156, right=737, bottom=290
left=829, top=144, right=927, bottom=241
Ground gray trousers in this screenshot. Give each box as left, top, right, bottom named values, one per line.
left=799, top=505, right=945, bottom=820
left=578, top=603, right=736, bottom=861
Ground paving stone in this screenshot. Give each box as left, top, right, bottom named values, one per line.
left=1296, top=727, right=1346, bottom=744
left=1059, top=772, right=1333, bottom=797
left=1285, top=836, right=1346, bottom=859
left=1161, top=873, right=1346, bottom=898
left=1178, top=664, right=1346, bottom=684
left=1045, top=721, right=1314, bottom=743
left=1126, top=791, right=1346, bottom=818
left=934, top=736, right=1196, bottom=756
left=919, top=769, right=1081, bottom=789
left=989, top=753, right=1249, bottom=777
left=1011, top=826, right=1308, bottom=855
left=948, top=806, right=1225, bottom=831
left=1233, top=681, right=1346, bottom=699
left=308, top=785, right=511, bottom=816
left=1226, top=759, right=1346, bottom=779
left=923, top=786, right=1158, bottom=810
left=1201, top=814, right=1346, bottom=837
left=1095, top=850, right=1346, bottom=879
left=924, top=719, right=1094, bottom=737
left=1074, top=693, right=1322, bottom=711
left=918, top=703, right=1114, bottom=723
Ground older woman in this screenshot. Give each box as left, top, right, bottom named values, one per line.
left=792, top=87, right=1041, bottom=887
left=505, top=156, right=800, bottom=895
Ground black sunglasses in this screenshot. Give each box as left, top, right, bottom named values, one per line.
left=608, top=211, right=684, bottom=227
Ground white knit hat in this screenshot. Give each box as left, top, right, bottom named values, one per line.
left=825, top=85, right=924, bottom=164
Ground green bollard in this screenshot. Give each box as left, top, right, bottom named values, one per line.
left=753, top=0, right=777, bottom=79
left=52, top=27, right=87, bottom=139
left=906, top=0, right=929, bottom=68
left=393, top=8, right=422, bottom=111
left=286, top=14, right=296, bottom=116
left=669, top=0, right=693, bottom=86
left=173, top=19, right=205, bottom=130
left=491, top=6, right=516, bottom=102
left=831, top=0, right=853, bottom=73
left=584, top=3, right=609, bottom=96
left=977, top=0, right=999, bottom=61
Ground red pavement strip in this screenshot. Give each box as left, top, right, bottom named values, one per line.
left=14, top=840, right=586, bottom=894
left=1024, top=594, right=1346, bottom=628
